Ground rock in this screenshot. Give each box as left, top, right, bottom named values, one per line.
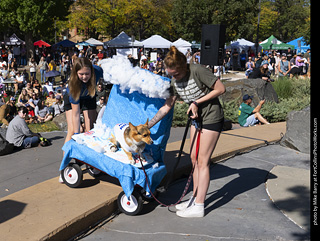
left=280, top=106, right=310, bottom=154
left=52, top=112, right=68, bottom=131
left=220, top=78, right=279, bottom=106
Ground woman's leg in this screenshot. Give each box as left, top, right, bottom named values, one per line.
left=189, top=126, right=221, bottom=204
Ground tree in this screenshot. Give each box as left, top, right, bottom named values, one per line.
left=0, top=0, right=72, bottom=57
left=171, top=0, right=260, bottom=43
left=272, top=0, right=310, bottom=42
left=65, top=0, right=173, bottom=41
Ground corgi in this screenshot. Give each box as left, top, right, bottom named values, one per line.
left=110, top=120, right=153, bottom=164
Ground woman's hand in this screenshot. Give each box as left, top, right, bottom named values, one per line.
left=187, top=102, right=198, bottom=119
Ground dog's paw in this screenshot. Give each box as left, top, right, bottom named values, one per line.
left=129, top=159, right=135, bottom=165
left=110, top=145, right=118, bottom=152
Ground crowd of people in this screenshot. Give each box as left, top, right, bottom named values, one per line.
left=0, top=41, right=311, bottom=218
left=0, top=45, right=109, bottom=150
left=224, top=47, right=311, bottom=79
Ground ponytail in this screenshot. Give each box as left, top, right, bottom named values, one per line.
left=164, top=46, right=187, bottom=70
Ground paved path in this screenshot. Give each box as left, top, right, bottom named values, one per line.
left=0, top=122, right=311, bottom=241
left=81, top=145, right=310, bottom=241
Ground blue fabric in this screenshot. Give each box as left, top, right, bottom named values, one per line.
left=60, top=83, right=173, bottom=197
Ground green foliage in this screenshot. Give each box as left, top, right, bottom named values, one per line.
left=172, top=101, right=189, bottom=127
left=65, top=0, right=173, bottom=40
left=0, top=0, right=72, bottom=43
left=271, top=77, right=293, bottom=99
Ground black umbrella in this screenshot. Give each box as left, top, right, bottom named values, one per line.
left=44, top=70, right=61, bottom=78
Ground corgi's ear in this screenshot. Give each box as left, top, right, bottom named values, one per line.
left=144, top=119, right=149, bottom=126
left=129, top=122, right=135, bottom=130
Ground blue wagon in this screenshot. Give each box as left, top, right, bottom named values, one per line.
left=59, top=80, right=174, bottom=215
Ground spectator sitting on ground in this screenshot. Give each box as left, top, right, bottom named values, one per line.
left=16, top=88, right=29, bottom=107
left=25, top=82, right=34, bottom=96
left=25, top=104, right=38, bottom=124
left=28, top=92, right=40, bottom=109
left=32, top=78, right=42, bottom=95
left=238, top=94, right=270, bottom=127
left=42, top=79, right=54, bottom=96
left=6, top=106, right=40, bottom=149
left=14, top=71, right=26, bottom=94
left=52, top=95, right=64, bottom=117
left=248, top=60, right=272, bottom=82
left=45, top=91, right=56, bottom=109
left=35, top=100, right=52, bottom=123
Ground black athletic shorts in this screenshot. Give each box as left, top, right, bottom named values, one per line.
left=191, top=119, right=224, bottom=133
left=63, top=93, right=96, bottom=111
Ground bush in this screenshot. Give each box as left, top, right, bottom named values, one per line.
left=271, top=77, right=293, bottom=99
left=172, top=101, right=189, bottom=127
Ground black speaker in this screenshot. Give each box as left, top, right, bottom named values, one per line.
left=200, top=24, right=226, bottom=66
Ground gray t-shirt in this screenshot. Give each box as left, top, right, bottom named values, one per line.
left=171, top=64, right=224, bottom=125
left=6, top=115, right=33, bottom=147
left=35, top=106, right=49, bottom=118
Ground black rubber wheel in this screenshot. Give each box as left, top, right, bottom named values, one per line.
left=86, top=165, right=102, bottom=177
left=61, top=163, right=83, bottom=188
left=117, top=190, right=143, bottom=216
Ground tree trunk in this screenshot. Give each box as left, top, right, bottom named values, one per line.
left=25, top=31, right=34, bottom=62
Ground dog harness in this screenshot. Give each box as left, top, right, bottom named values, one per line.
left=113, top=123, right=137, bottom=153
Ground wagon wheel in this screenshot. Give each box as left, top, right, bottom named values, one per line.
left=61, top=163, right=83, bottom=188
left=117, top=190, right=143, bottom=216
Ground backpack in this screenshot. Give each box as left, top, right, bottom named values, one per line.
left=0, top=128, right=14, bottom=156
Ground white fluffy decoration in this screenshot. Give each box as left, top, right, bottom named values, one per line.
left=99, top=56, right=170, bottom=99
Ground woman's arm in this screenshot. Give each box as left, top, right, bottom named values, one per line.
left=148, top=95, right=177, bottom=129
left=187, top=78, right=226, bottom=118
left=71, top=103, right=81, bottom=134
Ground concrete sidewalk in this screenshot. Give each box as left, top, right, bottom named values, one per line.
left=1, top=122, right=305, bottom=241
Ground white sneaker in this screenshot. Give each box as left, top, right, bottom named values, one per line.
left=176, top=203, right=204, bottom=218
left=59, top=174, right=64, bottom=183
left=175, top=196, right=195, bottom=211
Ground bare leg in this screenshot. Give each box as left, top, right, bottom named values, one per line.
left=189, top=125, right=221, bottom=204
left=254, top=112, right=269, bottom=124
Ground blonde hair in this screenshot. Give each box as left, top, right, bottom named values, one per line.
left=164, top=46, right=187, bottom=70
left=69, top=57, right=96, bottom=102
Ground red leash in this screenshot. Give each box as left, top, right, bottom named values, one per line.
left=140, top=127, right=201, bottom=207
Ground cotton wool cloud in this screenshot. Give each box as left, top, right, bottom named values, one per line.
left=99, top=56, right=171, bottom=99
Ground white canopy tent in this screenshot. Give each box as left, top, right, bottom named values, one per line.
left=172, top=38, right=192, bottom=55
left=85, top=38, right=104, bottom=46
left=226, top=38, right=262, bottom=53
left=142, top=35, right=172, bottom=49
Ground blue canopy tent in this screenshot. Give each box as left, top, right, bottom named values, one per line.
left=287, top=37, right=310, bottom=54
left=53, top=39, right=76, bottom=48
